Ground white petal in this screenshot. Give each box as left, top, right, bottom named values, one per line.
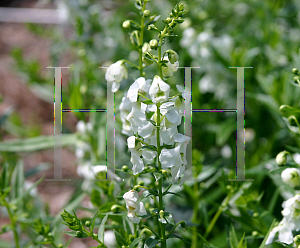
left=127, top=136, right=136, bottom=149
left=111, top=81, right=120, bottom=92
left=165, top=109, right=179, bottom=124
left=131, top=151, right=144, bottom=175
left=127, top=82, right=139, bottom=102
left=138, top=202, right=147, bottom=216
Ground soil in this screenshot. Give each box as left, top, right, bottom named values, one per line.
left=0, top=0, right=97, bottom=247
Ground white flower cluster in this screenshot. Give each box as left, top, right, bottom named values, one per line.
left=266, top=194, right=300, bottom=245
left=119, top=75, right=190, bottom=183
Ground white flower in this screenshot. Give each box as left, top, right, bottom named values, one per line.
left=120, top=92, right=133, bottom=136
left=104, top=230, right=117, bottom=247
left=123, top=190, right=147, bottom=223
left=180, top=27, right=196, bottom=48
left=76, top=120, right=92, bottom=134
left=162, top=55, right=179, bottom=78
left=126, top=105, right=154, bottom=139
left=105, top=60, right=128, bottom=92
left=266, top=194, right=300, bottom=245
left=77, top=163, right=107, bottom=180
left=149, top=76, right=170, bottom=103
left=127, top=77, right=151, bottom=103
left=127, top=136, right=144, bottom=175
left=24, top=181, right=38, bottom=197
left=281, top=168, right=300, bottom=188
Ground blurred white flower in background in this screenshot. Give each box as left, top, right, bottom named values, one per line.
left=104, top=230, right=117, bottom=247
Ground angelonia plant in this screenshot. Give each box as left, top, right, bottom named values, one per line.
left=61, top=1, right=188, bottom=247
left=265, top=67, right=300, bottom=246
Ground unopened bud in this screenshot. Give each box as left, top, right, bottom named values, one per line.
left=150, top=39, right=158, bottom=49
left=292, top=68, right=299, bottom=74
left=133, top=185, right=141, bottom=191
left=276, top=151, right=287, bottom=166
left=161, top=170, right=167, bottom=177
left=252, top=212, right=259, bottom=218
left=252, top=231, right=259, bottom=236
left=143, top=10, right=150, bottom=18
left=76, top=231, right=82, bottom=237
left=294, top=76, right=300, bottom=83
left=122, top=20, right=131, bottom=29
left=165, top=17, right=172, bottom=24
left=294, top=235, right=300, bottom=246
left=58, top=244, right=63, bottom=248
left=111, top=204, right=119, bottom=213
left=138, top=180, right=144, bottom=186
left=85, top=221, right=91, bottom=227
left=122, top=165, right=129, bottom=172
left=159, top=210, right=164, bottom=219
left=44, top=238, right=48, bottom=242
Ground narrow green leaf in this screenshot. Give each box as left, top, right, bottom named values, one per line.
left=114, top=230, right=128, bottom=246
left=98, top=214, right=108, bottom=243
left=229, top=224, right=239, bottom=248
left=129, top=238, right=143, bottom=248
left=259, top=219, right=276, bottom=248
left=145, top=237, right=160, bottom=248
left=168, top=234, right=191, bottom=244
left=91, top=210, right=99, bottom=232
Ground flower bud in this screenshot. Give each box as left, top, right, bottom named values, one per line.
left=294, top=76, right=300, bottom=83
left=161, top=169, right=167, bottom=177
left=165, top=17, right=172, bottom=24
left=150, top=39, right=158, bottom=49
left=85, top=221, right=91, bottom=227
left=76, top=231, right=82, bottom=237
left=111, top=204, right=119, bottom=213
left=148, top=24, right=158, bottom=31
left=138, top=180, right=144, bottom=186
left=166, top=50, right=179, bottom=64
left=294, top=235, right=300, bottom=246
left=276, top=151, right=287, bottom=166
left=292, top=68, right=299, bottom=74
left=159, top=210, right=164, bottom=219
left=44, top=238, right=48, bottom=242
left=48, top=232, right=53, bottom=237
left=122, top=165, right=129, bottom=172
left=252, top=212, right=259, bottom=218
left=133, top=185, right=141, bottom=191
left=143, top=10, right=150, bottom=18
left=281, top=168, right=300, bottom=188
left=252, top=231, right=259, bottom=236
left=58, top=244, right=63, bottom=248
left=122, top=20, right=131, bottom=29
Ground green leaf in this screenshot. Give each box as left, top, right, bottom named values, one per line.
left=153, top=172, right=162, bottom=181
left=142, top=99, right=154, bottom=105
left=237, top=233, right=246, bottom=248
left=123, top=216, right=134, bottom=236
left=98, top=214, right=108, bottom=243
left=11, top=161, right=24, bottom=200
left=65, top=231, right=89, bottom=238
left=282, top=116, right=299, bottom=134
left=259, top=219, right=276, bottom=248
left=0, top=134, right=77, bottom=152
left=90, top=210, right=99, bottom=232
left=137, top=145, right=157, bottom=152
left=162, top=191, right=182, bottom=198
left=145, top=237, right=160, bottom=248
left=129, top=238, right=143, bottom=248
left=90, top=189, right=102, bottom=207
left=229, top=224, right=239, bottom=248
left=164, top=212, right=175, bottom=225
left=114, top=230, right=128, bottom=246
left=168, top=234, right=191, bottom=244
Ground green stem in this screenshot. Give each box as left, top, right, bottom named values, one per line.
left=4, top=201, right=20, bottom=248
left=157, top=26, right=168, bottom=78
left=138, top=2, right=146, bottom=76
left=191, top=183, right=199, bottom=248
left=204, top=195, right=231, bottom=239
left=123, top=60, right=139, bottom=70
left=156, top=103, right=166, bottom=248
